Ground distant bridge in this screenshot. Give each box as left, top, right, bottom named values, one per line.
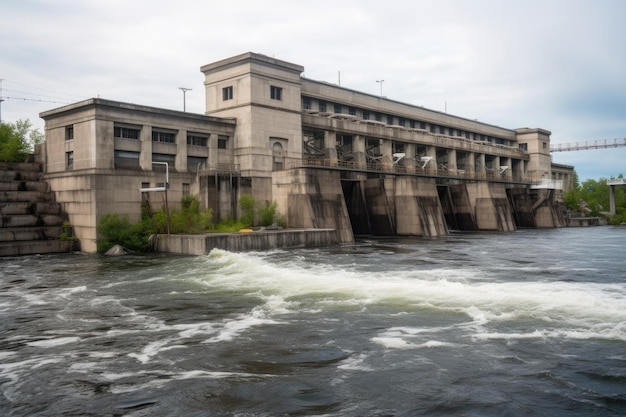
left=550, top=138, right=626, bottom=152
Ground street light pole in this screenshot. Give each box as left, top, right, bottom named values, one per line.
left=178, top=87, right=191, bottom=112
left=376, top=79, right=384, bottom=98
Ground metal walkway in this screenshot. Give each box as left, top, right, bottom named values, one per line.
left=550, top=138, right=626, bottom=152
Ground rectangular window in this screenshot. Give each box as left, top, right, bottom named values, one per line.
left=182, top=183, right=190, bottom=196
left=187, top=157, right=207, bottom=171
left=375, top=113, right=382, bottom=122
left=439, top=126, right=445, bottom=134
left=187, top=134, right=209, bottom=147
left=222, top=86, right=233, bottom=101
left=386, top=115, right=394, bottom=125
left=420, top=121, right=426, bottom=130
left=519, top=143, right=528, bottom=151
left=152, top=130, right=176, bottom=143
left=348, top=106, right=356, bottom=116
left=65, top=126, right=74, bottom=141
left=333, top=103, right=342, bottom=113
left=318, top=101, right=327, bottom=112
left=398, top=118, right=405, bottom=127
left=303, top=97, right=312, bottom=110
left=114, top=150, right=140, bottom=169
left=270, top=85, right=282, bottom=100
left=362, top=111, right=370, bottom=120
left=152, top=153, right=176, bottom=165
left=66, top=151, right=73, bottom=169
left=218, top=135, right=228, bottom=149
left=114, top=126, right=140, bottom=139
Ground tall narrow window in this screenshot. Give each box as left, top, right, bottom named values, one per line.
left=270, top=85, right=282, bottom=100
left=218, top=135, right=228, bottom=149
left=65, top=126, right=74, bottom=141
left=66, top=151, right=74, bottom=169
left=318, top=101, right=327, bottom=112
left=222, top=86, right=233, bottom=101
left=302, top=97, right=312, bottom=110
left=272, top=142, right=284, bottom=171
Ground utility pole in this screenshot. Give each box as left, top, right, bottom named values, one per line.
left=376, top=79, right=384, bottom=98
left=0, top=79, right=4, bottom=123
left=178, top=87, right=191, bottom=112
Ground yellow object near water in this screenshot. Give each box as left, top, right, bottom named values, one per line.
left=239, top=229, right=254, bottom=233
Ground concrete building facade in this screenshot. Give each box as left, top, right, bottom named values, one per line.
left=40, top=52, right=572, bottom=252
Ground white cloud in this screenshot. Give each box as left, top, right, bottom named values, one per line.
left=1, top=0, right=625, bottom=180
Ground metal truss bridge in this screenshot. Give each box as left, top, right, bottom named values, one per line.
left=550, top=138, right=626, bottom=152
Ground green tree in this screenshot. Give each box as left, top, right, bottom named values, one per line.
left=0, top=119, right=44, bottom=162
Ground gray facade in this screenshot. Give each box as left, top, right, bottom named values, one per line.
left=40, top=52, right=571, bottom=252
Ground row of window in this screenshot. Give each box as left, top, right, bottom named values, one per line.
left=65, top=124, right=229, bottom=148
left=222, top=85, right=283, bottom=101
left=112, top=125, right=228, bottom=148
left=302, top=97, right=513, bottom=147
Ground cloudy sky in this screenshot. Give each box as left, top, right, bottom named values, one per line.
left=1, top=0, right=624, bottom=181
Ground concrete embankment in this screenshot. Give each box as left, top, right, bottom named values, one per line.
left=151, top=229, right=339, bottom=255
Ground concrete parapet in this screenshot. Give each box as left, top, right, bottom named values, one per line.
left=151, top=229, right=339, bottom=255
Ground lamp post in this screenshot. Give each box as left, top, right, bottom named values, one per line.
left=179, top=87, right=191, bottom=112
left=376, top=79, right=384, bottom=97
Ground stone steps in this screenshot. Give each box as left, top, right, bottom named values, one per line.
left=0, top=161, right=77, bottom=256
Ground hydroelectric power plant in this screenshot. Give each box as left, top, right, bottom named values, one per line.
left=8, top=52, right=575, bottom=254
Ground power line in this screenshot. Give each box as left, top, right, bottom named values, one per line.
left=3, top=96, right=71, bottom=105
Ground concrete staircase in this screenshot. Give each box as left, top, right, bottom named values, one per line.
left=0, top=161, right=76, bottom=256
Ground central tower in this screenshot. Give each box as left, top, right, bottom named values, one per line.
left=201, top=52, right=304, bottom=202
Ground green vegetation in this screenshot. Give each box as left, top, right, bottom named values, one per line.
left=58, top=221, right=78, bottom=241
left=96, top=194, right=286, bottom=252
left=563, top=172, right=626, bottom=224
left=0, top=119, right=44, bottom=162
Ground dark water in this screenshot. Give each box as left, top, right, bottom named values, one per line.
left=1, top=227, right=625, bottom=416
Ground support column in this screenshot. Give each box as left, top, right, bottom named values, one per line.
left=425, top=145, right=437, bottom=174
left=448, top=149, right=457, bottom=172
left=324, top=131, right=338, bottom=166
left=610, top=185, right=616, bottom=216
left=140, top=125, right=152, bottom=171
left=176, top=129, right=188, bottom=172
left=405, top=143, right=416, bottom=172
left=475, top=153, right=486, bottom=178
left=208, top=133, right=218, bottom=169
left=380, top=139, right=393, bottom=170
left=466, top=151, right=475, bottom=175
left=352, top=135, right=366, bottom=168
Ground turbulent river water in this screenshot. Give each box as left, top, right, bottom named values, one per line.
left=1, top=227, right=625, bottom=416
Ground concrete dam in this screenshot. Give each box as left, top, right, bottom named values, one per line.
left=273, top=167, right=564, bottom=244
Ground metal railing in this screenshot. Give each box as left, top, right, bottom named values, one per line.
left=291, top=158, right=533, bottom=184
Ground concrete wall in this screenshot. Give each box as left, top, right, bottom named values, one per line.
left=272, top=168, right=354, bottom=243
left=152, top=229, right=339, bottom=255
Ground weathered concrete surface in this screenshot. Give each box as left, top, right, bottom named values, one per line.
left=0, top=161, right=76, bottom=257
left=565, top=217, right=608, bottom=227
left=273, top=168, right=354, bottom=244
left=0, top=240, right=75, bottom=257
left=151, top=229, right=339, bottom=255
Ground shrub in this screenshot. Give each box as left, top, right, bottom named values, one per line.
left=239, top=194, right=256, bottom=227
left=97, top=213, right=151, bottom=252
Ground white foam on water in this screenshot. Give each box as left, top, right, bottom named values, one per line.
left=337, top=353, right=373, bottom=371
left=203, top=305, right=285, bottom=343
left=26, top=337, right=81, bottom=348
left=198, top=249, right=626, bottom=342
